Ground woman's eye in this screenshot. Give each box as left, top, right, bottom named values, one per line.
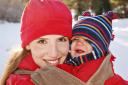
left=58, top=37, right=68, bottom=42
left=37, top=39, right=47, bottom=44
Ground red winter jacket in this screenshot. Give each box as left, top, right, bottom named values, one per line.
left=6, top=54, right=128, bottom=85
left=58, top=56, right=128, bottom=85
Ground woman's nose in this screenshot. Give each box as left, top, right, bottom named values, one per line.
left=48, top=43, right=59, bottom=59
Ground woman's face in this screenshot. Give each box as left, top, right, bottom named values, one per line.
left=71, top=36, right=93, bottom=57
left=26, top=35, right=69, bottom=68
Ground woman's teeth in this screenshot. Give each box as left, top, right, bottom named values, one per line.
left=47, top=60, right=59, bottom=65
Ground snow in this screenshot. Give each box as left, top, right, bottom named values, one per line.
left=0, top=19, right=128, bottom=80
left=110, top=19, right=128, bottom=80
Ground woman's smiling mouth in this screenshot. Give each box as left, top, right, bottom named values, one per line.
left=44, top=59, right=59, bottom=66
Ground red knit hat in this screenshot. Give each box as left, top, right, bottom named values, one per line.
left=20, top=0, right=72, bottom=48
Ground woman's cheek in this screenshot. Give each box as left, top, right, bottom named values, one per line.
left=63, top=44, right=69, bottom=54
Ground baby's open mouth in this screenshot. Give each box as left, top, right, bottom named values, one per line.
left=75, top=49, right=85, bottom=54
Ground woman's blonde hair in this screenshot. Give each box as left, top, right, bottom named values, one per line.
left=0, top=48, right=29, bottom=85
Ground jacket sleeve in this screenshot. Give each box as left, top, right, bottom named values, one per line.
left=105, top=74, right=128, bottom=85
left=6, top=74, right=35, bottom=85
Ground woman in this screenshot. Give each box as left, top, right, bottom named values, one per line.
left=1, top=0, right=124, bottom=84
left=0, top=0, right=72, bottom=84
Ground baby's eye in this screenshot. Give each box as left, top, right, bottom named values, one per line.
left=72, top=38, right=80, bottom=41
left=58, top=37, right=68, bottom=42
left=37, top=39, right=47, bottom=44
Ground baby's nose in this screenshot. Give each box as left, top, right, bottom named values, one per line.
left=76, top=41, right=83, bottom=46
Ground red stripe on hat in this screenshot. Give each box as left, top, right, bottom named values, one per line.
left=79, top=20, right=109, bottom=43
left=74, top=32, right=106, bottom=54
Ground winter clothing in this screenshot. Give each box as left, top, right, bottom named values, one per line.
left=6, top=54, right=85, bottom=85
left=6, top=53, right=128, bottom=85
left=21, top=0, right=72, bottom=48
left=64, top=54, right=128, bottom=85
left=13, top=57, right=85, bottom=85
left=65, top=52, right=96, bottom=66
left=13, top=54, right=112, bottom=85
left=6, top=54, right=36, bottom=85
left=30, top=66, right=85, bottom=85
left=64, top=11, right=128, bottom=85
left=72, top=11, right=115, bottom=59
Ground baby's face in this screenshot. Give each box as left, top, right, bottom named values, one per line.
left=71, top=36, right=93, bottom=57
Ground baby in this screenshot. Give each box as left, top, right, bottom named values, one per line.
left=66, top=11, right=115, bottom=66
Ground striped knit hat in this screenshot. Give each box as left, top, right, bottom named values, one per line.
left=73, top=11, right=116, bottom=59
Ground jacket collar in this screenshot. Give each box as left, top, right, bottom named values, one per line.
left=18, top=54, right=39, bottom=71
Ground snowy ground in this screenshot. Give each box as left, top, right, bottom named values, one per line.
left=0, top=19, right=128, bottom=80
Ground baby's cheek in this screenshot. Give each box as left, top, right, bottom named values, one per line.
left=71, top=42, right=76, bottom=50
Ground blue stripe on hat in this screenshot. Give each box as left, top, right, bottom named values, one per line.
left=90, top=17, right=112, bottom=37
left=74, top=25, right=108, bottom=48
left=90, top=42, right=103, bottom=58
left=78, top=18, right=111, bottom=41
left=76, top=20, right=110, bottom=43
left=96, top=16, right=112, bottom=30
left=73, top=27, right=108, bottom=51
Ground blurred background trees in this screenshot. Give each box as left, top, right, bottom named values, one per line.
left=0, top=0, right=127, bottom=22
left=0, top=0, right=24, bottom=22
left=63, top=0, right=128, bottom=20
left=110, top=0, right=128, bottom=18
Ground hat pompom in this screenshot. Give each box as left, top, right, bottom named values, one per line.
left=105, top=11, right=118, bottom=19
left=111, top=34, right=115, bottom=40
left=82, top=11, right=91, bottom=16
left=78, top=11, right=92, bottom=20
